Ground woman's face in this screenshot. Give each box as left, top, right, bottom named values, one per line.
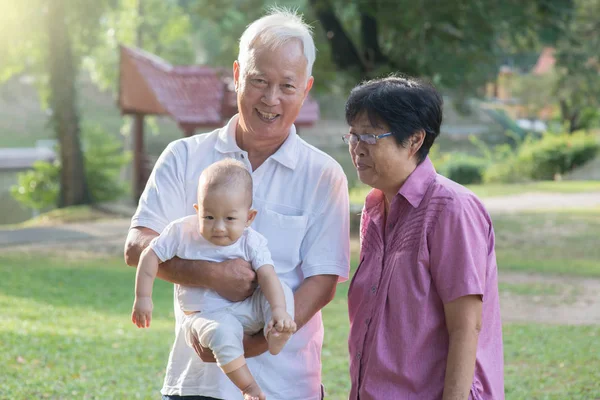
left=348, top=112, right=416, bottom=192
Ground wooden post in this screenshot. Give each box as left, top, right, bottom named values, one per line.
left=132, top=113, right=145, bottom=202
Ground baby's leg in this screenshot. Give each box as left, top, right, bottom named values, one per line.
left=226, top=364, right=265, bottom=400
left=189, top=313, right=265, bottom=399
left=260, top=282, right=295, bottom=355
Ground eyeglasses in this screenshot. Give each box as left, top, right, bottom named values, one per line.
left=341, top=132, right=393, bottom=145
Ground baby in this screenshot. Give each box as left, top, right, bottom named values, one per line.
left=131, top=158, right=296, bottom=400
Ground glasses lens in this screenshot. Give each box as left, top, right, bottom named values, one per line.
left=364, top=135, right=377, bottom=145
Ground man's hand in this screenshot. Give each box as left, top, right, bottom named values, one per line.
left=132, top=297, right=153, bottom=328
left=191, top=331, right=268, bottom=363
left=212, top=258, right=257, bottom=302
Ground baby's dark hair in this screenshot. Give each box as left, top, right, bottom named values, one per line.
left=198, top=159, right=253, bottom=207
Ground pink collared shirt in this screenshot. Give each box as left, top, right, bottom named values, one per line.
left=348, top=157, right=504, bottom=400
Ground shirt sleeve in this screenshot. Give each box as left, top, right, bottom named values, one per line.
left=149, top=220, right=182, bottom=262
left=429, top=195, right=491, bottom=304
left=130, top=140, right=188, bottom=234
left=300, top=161, right=351, bottom=281
left=247, top=231, right=275, bottom=271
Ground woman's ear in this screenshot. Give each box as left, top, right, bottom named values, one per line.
left=410, top=130, right=426, bottom=156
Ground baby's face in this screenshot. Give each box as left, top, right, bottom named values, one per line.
left=194, top=186, right=255, bottom=246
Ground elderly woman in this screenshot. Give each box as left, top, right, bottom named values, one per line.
left=345, top=76, right=504, bottom=400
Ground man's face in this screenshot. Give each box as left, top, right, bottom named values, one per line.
left=194, top=186, right=256, bottom=246
left=234, top=39, right=314, bottom=142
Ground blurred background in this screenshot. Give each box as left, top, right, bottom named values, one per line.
left=1, top=1, right=599, bottom=399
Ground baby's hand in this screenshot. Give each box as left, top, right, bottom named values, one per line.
left=131, top=297, right=153, bottom=328
left=268, top=307, right=297, bottom=334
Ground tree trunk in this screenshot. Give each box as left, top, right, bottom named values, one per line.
left=47, top=0, right=90, bottom=207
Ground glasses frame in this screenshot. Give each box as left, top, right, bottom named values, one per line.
left=341, top=132, right=393, bottom=145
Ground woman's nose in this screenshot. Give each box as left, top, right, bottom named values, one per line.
left=351, top=143, right=366, bottom=157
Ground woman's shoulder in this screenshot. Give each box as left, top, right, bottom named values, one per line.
left=427, top=174, right=491, bottom=224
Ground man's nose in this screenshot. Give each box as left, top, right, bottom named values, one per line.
left=261, top=85, right=280, bottom=106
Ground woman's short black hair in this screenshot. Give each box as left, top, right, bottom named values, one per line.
left=345, top=75, right=443, bottom=164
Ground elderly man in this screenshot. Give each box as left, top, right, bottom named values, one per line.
left=124, top=9, right=350, bottom=400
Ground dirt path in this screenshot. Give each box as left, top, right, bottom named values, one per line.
left=484, top=191, right=600, bottom=213
left=498, top=271, right=600, bottom=325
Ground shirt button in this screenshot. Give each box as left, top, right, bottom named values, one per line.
left=371, top=286, right=377, bottom=294
left=365, top=318, right=370, bottom=325
left=240, top=154, right=245, bottom=159
left=356, top=352, right=361, bottom=359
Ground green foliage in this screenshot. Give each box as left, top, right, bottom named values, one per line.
left=10, top=161, right=60, bottom=211
left=437, top=153, right=487, bottom=185
left=83, top=125, right=131, bottom=203
left=484, top=131, right=599, bottom=182
left=10, top=125, right=131, bottom=210
left=85, top=0, right=195, bottom=91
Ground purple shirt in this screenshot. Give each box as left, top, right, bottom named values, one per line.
left=348, top=157, right=504, bottom=400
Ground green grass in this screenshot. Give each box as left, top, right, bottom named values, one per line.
left=349, top=180, right=600, bottom=205
left=2, top=252, right=599, bottom=399
left=2, top=207, right=600, bottom=399
left=493, top=209, right=600, bottom=277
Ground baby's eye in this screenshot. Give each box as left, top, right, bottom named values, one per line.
left=226, top=217, right=236, bottom=221
left=204, top=216, right=214, bottom=220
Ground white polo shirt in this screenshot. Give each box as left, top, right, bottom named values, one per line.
left=131, top=115, right=350, bottom=400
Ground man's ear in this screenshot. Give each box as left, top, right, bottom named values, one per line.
left=246, top=209, right=258, bottom=227
left=303, top=76, right=314, bottom=100
left=233, top=60, right=240, bottom=92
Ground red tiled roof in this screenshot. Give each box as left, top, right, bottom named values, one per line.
left=118, top=45, right=319, bottom=131
left=532, top=47, right=556, bottom=75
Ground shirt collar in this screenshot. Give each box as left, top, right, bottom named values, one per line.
left=398, top=156, right=437, bottom=208
left=215, top=114, right=298, bottom=170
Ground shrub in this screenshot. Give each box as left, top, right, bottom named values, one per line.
left=484, top=131, right=599, bottom=183
left=438, top=153, right=487, bottom=185
left=11, top=125, right=131, bottom=211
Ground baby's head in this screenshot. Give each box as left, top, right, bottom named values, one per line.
left=193, top=159, right=256, bottom=246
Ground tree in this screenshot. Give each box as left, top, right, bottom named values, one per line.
left=0, top=0, right=118, bottom=207
left=0, top=0, right=194, bottom=207
left=553, top=0, right=600, bottom=132
left=47, top=0, right=90, bottom=206
left=307, top=0, right=573, bottom=95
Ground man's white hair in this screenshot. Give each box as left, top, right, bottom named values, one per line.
left=238, top=7, right=316, bottom=80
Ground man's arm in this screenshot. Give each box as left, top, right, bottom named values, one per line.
left=124, top=226, right=257, bottom=302
left=442, top=294, right=483, bottom=400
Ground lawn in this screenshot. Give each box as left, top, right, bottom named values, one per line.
left=348, top=180, right=600, bottom=205
left=2, top=208, right=600, bottom=399
left=492, top=208, right=600, bottom=277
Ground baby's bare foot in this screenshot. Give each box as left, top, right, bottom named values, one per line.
left=242, top=381, right=266, bottom=400
left=267, top=330, right=292, bottom=355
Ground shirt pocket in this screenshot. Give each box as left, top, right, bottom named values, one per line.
left=258, top=208, right=308, bottom=274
